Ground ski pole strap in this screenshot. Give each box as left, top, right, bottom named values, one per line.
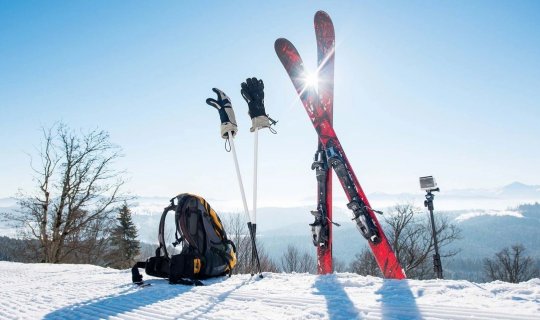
left=267, top=116, right=278, bottom=134
left=250, top=115, right=277, bottom=133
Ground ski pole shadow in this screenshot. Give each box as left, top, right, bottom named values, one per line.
left=376, top=279, right=422, bottom=320
left=174, top=277, right=253, bottom=318
left=43, top=277, right=224, bottom=320
left=314, top=274, right=362, bottom=320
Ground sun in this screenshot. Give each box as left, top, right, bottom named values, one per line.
left=304, top=71, right=318, bottom=90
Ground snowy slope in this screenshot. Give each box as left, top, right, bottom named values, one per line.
left=0, top=262, right=538, bottom=320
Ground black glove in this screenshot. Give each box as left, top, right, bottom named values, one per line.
left=241, top=77, right=266, bottom=118
left=241, top=77, right=273, bottom=132
left=206, top=88, right=237, bottom=139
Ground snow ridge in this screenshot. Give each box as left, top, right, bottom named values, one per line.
left=455, top=209, right=524, bottom=222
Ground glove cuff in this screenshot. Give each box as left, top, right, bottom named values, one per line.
left=250, top=115, right=271, bottom=132
left=221, top=123, right=238, bottom=139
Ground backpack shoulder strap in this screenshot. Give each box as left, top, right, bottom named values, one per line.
left=158, top=196, right=179, bottom=259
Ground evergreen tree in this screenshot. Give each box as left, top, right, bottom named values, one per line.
left=109, top=203, right=140, bottom=269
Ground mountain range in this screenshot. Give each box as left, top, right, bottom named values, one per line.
left=1, top=182, right=539, bottom=266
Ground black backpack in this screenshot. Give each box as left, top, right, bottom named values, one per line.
left=132, top=193, right=237, bottom=285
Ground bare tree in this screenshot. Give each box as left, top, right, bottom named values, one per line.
left=223, top=213, right=251, bottom=274
left=281, top=245, right=301, bottom=273
left=383, top=203, right=461, bottom=279
left=332, top=257, right=348, bottom=273
left=258, top=246, right=280, bottom=273
left=280, top=244, right=316, bottom=274
left=349, top=247, right=382, bottom=277
left=61, top=211, right=114, bottom=264
left=3, top=123, right=129, bottom=263
left=299, top=251, right=317, bottom=274
left=483, top=244, right=539, bottom=283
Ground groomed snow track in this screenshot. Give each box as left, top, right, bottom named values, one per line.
left=0, top=262, right=538, bottom=319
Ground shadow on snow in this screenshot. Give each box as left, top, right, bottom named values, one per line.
left=43, top=277, right=227, bottom=320
left=376, top=279, right=422, bottom=320
left=314, top=274, right=423, bottom=320
left=314, top=274, right=362, bottom=320
left=173, top=278, right=251, bottom=318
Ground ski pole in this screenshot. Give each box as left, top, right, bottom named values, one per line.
left=251, top=127, right=259, bottom=268
left=228, top=132, right=250, bottom=227
left=206, top=88, right=263, bottom=278
left=253, top=127, right=258, bottom=227
left=241, top=77, right=277, bottom=272
left=228, top=132, right=262, bottom=277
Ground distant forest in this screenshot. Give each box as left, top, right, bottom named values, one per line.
left=2, top=202, right=539, bottom=283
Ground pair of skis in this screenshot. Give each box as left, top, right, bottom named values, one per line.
left=275, top=11, right=406, bottom=279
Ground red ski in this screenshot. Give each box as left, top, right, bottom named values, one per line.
left=312, top=10, right=335, bottom=274
left=275, top=33, right=406, bottom=279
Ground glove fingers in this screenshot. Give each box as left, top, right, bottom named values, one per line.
left=212, top=88, right=230, bottom=102
left=242, top=77, right=264, bottom=103
left=206, top=98, right=221, bottom=109
left=241, top=89, right=251, bottom=102
left=241, top=82, right=248, bottom=91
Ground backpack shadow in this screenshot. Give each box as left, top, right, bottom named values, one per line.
left=43, top=277, right=228, bottom=319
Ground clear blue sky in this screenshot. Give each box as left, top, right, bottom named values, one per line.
left=1, top=1, right=539, bottom=207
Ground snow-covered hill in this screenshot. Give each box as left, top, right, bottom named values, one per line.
left=0, top=262, right=538, bottom=319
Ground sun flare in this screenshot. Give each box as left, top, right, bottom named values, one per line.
left=304, top=71, right=318, bottom=89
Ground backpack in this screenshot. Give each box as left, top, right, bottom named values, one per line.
left=132, top=193, right=237, bottom=285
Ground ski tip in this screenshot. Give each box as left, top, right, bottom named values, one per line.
left=274, top=38, right=289, bottom=48
left=315, top=10, right=330, bottom=18
left=274, top=38, right=295, bottom=53
left=315, top=10, right=332, bottom=22
left=314, top=10, right=335, bottom=37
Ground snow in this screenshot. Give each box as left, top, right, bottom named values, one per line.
left=0, top=262, right=539, bottom=319
left=455, top=209, right=524, bottom=222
